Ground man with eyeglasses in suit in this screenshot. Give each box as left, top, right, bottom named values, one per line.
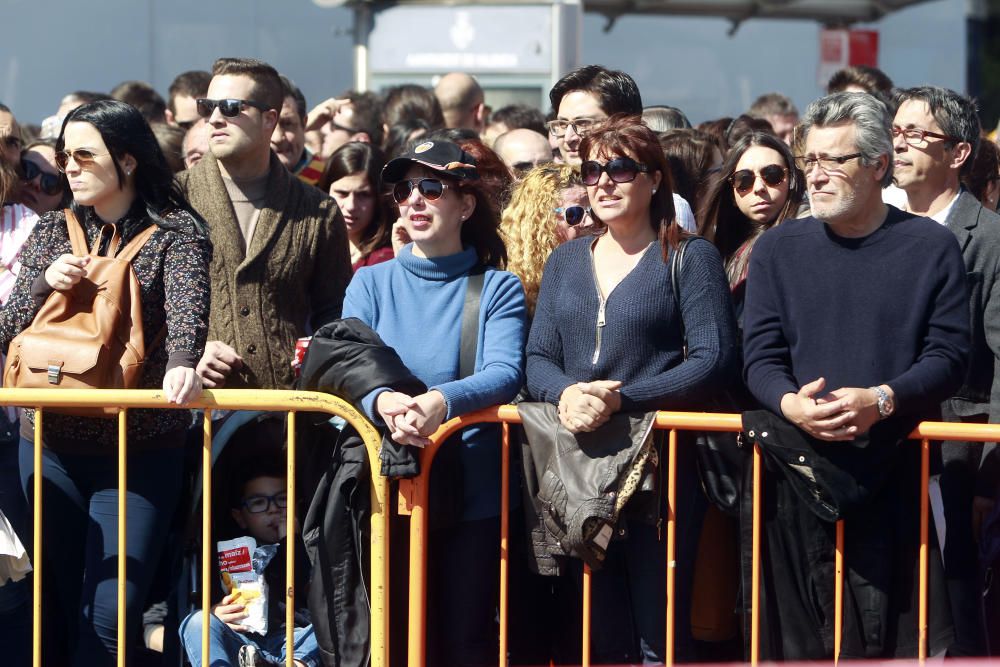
left=176, top=57, right=350, bottom=391
left=891, top=85, right=999, bottom=657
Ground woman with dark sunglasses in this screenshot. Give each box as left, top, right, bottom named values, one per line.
left=0, top=99, right=211, bottom=666
left=500, top=163, right=594, bottom=316
left=342, top=139, right=526, bottom=667
left=18, top=139, right=69, bottom=215
left=319, top=142, right=394, bottom=271
left=698, top=131, right=804, bottom=319
left=526, top=114, right=738, bottom=663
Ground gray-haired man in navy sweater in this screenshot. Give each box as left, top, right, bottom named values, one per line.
left=743, top=92, right=970, bottom=659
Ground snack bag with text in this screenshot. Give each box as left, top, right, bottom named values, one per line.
left=217, top=536, right=278, bottom=635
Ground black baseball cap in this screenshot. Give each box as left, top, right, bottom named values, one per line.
left=382, top=139, right=479, bottom=183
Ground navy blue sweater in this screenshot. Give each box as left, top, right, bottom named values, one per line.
left=743, top=207, right=970, bottom=420
left=526, top=236, right=738, bottom=411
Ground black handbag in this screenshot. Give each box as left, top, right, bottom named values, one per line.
left=670, top=239, right=746, bottom=515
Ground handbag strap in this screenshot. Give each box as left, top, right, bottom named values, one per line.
left=670, top=238, right=692, bottom=359
left=459, top=266, right=485, bottom=380
left=63, top=208, right=158, bottom=261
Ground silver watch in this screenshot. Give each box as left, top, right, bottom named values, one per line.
left=870, top=386, right=894, bottom=419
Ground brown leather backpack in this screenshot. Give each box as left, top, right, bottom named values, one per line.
left=3, top=209, right=159, bottom=417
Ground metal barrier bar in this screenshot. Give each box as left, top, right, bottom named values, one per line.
left=201, top=409, right=212, bottom=667
left=32, top=408, right=42, bottom=667
left=919, top=438, right=930, bottom=662
left=750, top=442, right=762, bottom=666
left=0, top=388, right=386, bottom=667
left=834, top=520, right=844, bottom=664
left=117, top=410, right=127, bottom=667
left=286, top=411, right=297, bottom=667
left=582, top=564, right=591, bottom=667
left=498, top=422, right=510, bottom=667
left=665, top=428, right=678, bottom=667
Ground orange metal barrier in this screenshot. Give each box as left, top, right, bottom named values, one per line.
left=0, top=388, right=387, bottom=667
left=396, top=406, right=1000, bottom=667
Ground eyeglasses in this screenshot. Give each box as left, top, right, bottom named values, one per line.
left=196, top=98, right=272, bottom=119
left=580, top=157, right=650, bottom=186
left=555, top=205, right=589, bottom=226
left=2, top=135, right=22, bottom=151
left=891, top=126, right=961, bottom=146
left=796, top=153, right=863, bottom=173
left=242, top=492, right=288, bottom=514
left=391, top=178, right=450, bottom=204
left=21, top=158, right=63, bottom=195
left=545, top=118, right=604, bottom=138
left=55, top=148, right=110, bottom=172
left=730, top=164, right=788, bottom=195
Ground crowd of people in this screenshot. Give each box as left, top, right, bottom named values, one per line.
left=0, top=56, right=998, bottom=667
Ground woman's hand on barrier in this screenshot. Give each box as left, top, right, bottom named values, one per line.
left=779, top=377, right=856, bottom=441
left=376, top=391, right=431, bottom=447
left=558, top=380, right=622, bottom=433
left=196, top=341, right=244, bottom=389
left=212, top=593, right=248, bottom=632
left=163, top=366, right=203, bottom=405
left=401, top=390, right=448, bottom=438
left=44, top=254, right=91, bottom=291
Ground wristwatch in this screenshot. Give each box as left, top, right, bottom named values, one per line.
left=870, top=385, right=894, bottom=419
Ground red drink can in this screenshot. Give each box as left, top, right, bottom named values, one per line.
left=292, top=337, right=312, bottom=377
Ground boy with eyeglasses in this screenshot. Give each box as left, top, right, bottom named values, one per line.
left=179, top=452, right=318, bottom=667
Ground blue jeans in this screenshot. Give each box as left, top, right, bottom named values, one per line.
left=18, top=436, right=184, bottom=667
left=179, top=610, right=320, bottom=667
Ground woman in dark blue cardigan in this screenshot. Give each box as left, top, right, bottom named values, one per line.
left=526, top=115, right=738, bottom=663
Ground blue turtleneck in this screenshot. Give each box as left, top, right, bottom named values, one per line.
left=343, top=244, right=526, bottom=520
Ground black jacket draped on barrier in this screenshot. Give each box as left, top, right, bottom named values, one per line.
left=298, top=318, right=424, bottom=667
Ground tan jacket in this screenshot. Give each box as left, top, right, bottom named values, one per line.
left=177, top=151, right=351, bottom=389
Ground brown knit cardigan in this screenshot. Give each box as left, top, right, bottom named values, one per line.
left=176, top=152, right=351, bottom=389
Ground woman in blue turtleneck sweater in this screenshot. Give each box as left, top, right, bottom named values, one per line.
left=342, top=139, right=526, bottom=667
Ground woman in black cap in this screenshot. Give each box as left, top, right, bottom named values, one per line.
left=342, top=139, right=527, bottom=666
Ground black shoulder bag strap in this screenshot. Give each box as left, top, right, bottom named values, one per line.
left=670, top=238, right=744, bottom=515
left=460, top=266, right=486, bottom=379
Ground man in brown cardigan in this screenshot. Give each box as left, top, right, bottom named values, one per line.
left=177, top=57, right=351, bottom=390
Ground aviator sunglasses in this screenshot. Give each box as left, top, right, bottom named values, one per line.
left=391, top=178, right=451, bottom=204
left=21, top=158, right=63, bottom=195
left=195, top=98, right=272, bottom=119
left=729, top=164, right=788, bottom=195
left=580, top=157, right=650, bottom=186
left=55, top=148, right=110, bottom=173
left=555, top=205, right=589, bottom=226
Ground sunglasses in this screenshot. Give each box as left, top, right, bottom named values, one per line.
left=729, top=164, right=788, bottom=195
left=55, top=148, right=110, bottom=173
left=195, top=98, right=272, bottom=119
left=580, top=157, right=650, bottom=186
left=555, top=205, right=589, bottom=226
left=391, top=178, right=450, bottom=204
left=21, top=159, right=63, bottom=195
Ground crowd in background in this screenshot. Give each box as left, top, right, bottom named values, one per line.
left=0, top=56, right=999, bottom=667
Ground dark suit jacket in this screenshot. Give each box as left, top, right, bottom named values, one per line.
left=943, top=190, right=1000, bottom=494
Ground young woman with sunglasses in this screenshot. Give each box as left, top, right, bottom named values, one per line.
left=501, top=163, right=594, bottom=316
left=18, top=139, right=69, bottom=215
left=526, top=115, right=737, bottom=663
left=698, top=131, right=804, bottom=318
left=319, top=142, right=394, bottom=271
left=342, top=139, right=526, bottom=667
left=0, top=99, right=211, bottom=666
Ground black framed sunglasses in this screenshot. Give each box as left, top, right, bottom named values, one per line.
left=241, top=492, right=288, bottom=514
left=555, top=205, right=589, bottom=226
left=391, top=178, right=450, bottom=204
left=55, top=148, right=110, bottom=173
left=729, top=164, right=788, bottom=195
left=196, top=98, right=272, bottom=119
left=21, top=158, right=64, bottom=195
left=580, top=157, right=650, bottom=186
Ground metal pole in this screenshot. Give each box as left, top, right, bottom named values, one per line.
left=353, top=4, right=372, bottom=93
left=117, top=410, right=128, bottom=667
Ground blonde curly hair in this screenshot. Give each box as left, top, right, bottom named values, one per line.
left=500, top=163, right=583, bottom=315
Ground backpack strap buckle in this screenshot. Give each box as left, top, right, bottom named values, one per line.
left=47, top=362, right=63, bottom=385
